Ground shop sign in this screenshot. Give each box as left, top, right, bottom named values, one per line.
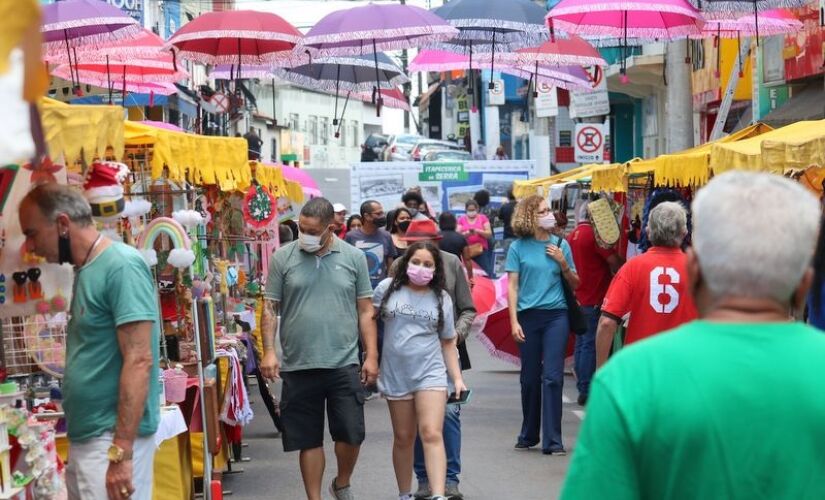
left=106, top=0, right=143, bottom=24
left=418, top=162, right=468, bottom=182
left=574, top=123, right=606, bottom=163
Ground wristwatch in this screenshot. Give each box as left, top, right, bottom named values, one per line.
left=107, top=444, right=133, bottom=463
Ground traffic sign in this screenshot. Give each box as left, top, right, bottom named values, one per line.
left=487, top=79, right=505, bottom=106
left=535, top=82, right=558, bottom=118
left=574, top=123, right=606, bottom=163
left=211, top=93, right=230, bottom=114
left=570, top=66, right=610, bottom=118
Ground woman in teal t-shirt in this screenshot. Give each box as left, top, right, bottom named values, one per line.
left=505, top=195, right=579, bottom=455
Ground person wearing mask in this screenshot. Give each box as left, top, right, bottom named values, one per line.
left=390, top=219, right=476, bottom=500
left=595, top=202, right=698, bottom=370
left=333, top=203, right=349, bottom=239
left=408, top=187, right=435, bottom=219
left=347, top=215, right=363, bottom=233
left=472, top=140, right=486, bottom=160
left=18, top=184, right=161, bottom=500
left=562, top=171, right=825, bottom=500
left=506, top=195, right=579, bottom=455
left=438, top=212, right=474, bottom=284
left=261, top=198, right=378, bottom=500
left=388, top=208, right=413, bottom=256
left=493, top=146, right=508, bottom=160
left=402, top=191, right=432, bottom=222
left=345, top=200, right=396, bottom=289
left=458, top=200, right=495, bottom=278
left=375, top=241, right=467, bottom=500
left=566, top=201, right=624, bottom=406
left=808, top=213, right=825, bottom=330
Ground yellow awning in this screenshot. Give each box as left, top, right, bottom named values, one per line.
left=591, top=163, right=628, bottom=192
left=656, top=123, right=772, bottom=187
left=514, top=164, right=597, bottom=198
left=124, top=121, right=251, bottom=192
left=710, top=120, right=825, bottom=174
left=250, top=162, right=304, bottom=203
left=40, top=97, right=125, bottom=166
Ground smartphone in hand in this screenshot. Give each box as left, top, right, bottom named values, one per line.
left=447, top=388, right=472, bottom=406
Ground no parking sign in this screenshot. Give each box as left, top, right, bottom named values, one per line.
left=574, top=123, right=607, bottom=163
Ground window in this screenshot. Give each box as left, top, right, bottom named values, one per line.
left=350, top=120, right=359, bottom=147
left=270, top=138, right=278, bottom=162
left=288, top=113, right=299, bottom=131
left=320, top=117, right=329, bottom=145
left=308, top=115, right=319, bottom=145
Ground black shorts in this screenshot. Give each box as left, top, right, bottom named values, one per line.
left=280, top=365, right=366, bottom=452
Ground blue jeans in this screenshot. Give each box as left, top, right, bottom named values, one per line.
left=516, top=308, right=569, bottom=452
left=574, top=306, right=600, bottom=397
left=414, top=403, right=461, bottom=485
left=473, top=249, right=496, bottom=278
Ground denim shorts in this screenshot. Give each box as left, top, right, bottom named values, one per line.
left=280, top=365, right=366, bottom=452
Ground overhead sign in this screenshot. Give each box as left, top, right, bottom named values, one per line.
left=574, top=123, right=607, bottom=163
left=569, top=66, right=610, bottom=118
left=419, top=162, right=468, bottom=182
left=106, top=0, right=143, bottom=24
left=487, top=79, right=505, bottom=106
left=534, top=82, right=558, bottom=118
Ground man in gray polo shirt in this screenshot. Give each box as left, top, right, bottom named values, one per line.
left=261, top=197, right=379, bottom=500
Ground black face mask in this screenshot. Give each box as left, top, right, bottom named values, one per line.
left=374, top=216, right=388, bottom=227
left=398, top=220, right=411, bottom=233
left=58, top=234, right=72, bottom=265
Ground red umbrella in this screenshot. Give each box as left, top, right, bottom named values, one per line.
left=477, top=309, right=520, bottom=367
left=471, top=276, right=497, bottom=316
left=165, top=10, right=302, bottom=73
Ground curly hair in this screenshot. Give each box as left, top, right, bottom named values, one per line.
left=376, top=241, right=446, bottom=334
left=512, top=195, right=545, bottom=238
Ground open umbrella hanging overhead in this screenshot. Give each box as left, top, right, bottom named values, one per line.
left=273, top=53, right=409, bottom=134
left=298, top=3, right=456, bottom=116
left=691, top=0, right=807, bottom=43
left=165, top=9, right=302, bottom=80
left=41, top=0, right=141, bottom=92
left=547, top=0, right=704, bottom=82
left=44, top=28, right=164, bottom=64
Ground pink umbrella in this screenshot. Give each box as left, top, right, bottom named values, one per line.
left=45, top=29, right=165, bottom=64
left=494, top=34, right=607, bottom=68
left=547, top=0, right=704, bottom=80
left=352, top=89, right=411, bottom=111
left=140, top=120, right=185, bottom=132
left=210, top=64, right=276, bottom=80
left=279, top=164, right=322, bottom=198
left=410, top=50, right=472, bottom=73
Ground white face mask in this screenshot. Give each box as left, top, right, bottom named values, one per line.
left=298, top=229, right=327, bottom=253
left=538, top=213, right=557, bottom=230
left=466, top=210, right=478, bottom=218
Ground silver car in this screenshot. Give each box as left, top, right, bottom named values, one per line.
left=422, top=150, right=472, bottom=161
left=382, top=134, right=423, bottom=161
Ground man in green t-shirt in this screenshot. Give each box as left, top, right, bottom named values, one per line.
left=562, top=171, right=825, bottom=500
left=19, top=184, right=160, bottom=500
left=261, top=197, right=379, bottom=500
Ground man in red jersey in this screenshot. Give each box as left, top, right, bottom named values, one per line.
left=567, top=201, right=623, bottom=405
left=596, top=201, right=697, bottom=369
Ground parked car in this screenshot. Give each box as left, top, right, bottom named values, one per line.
left=422, top=149, right=472, bottom=161
left=382, top=134, right=423, bottom=161
left=410, top=139, right=465, bottom=161
left=361, top=133, right=389, bottom=162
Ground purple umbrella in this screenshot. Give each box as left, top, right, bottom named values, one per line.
left=298, top=3, right=457, bottom=115
left=42, top=0, right=141, bottom=92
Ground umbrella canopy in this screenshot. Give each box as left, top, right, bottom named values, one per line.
left=351, top=89, right=411, bottom=111
left=299, top=4, right=457, bottom=56
left=476, top=308, right=520, bottom=367
left=410, top=50, right=472, bottom=72
left=45, top=29, right=165, bottom=64
left=480, top=34, right=606, bottom=67
left=280, top=163, right=321, bottom=198
left=41, top=0, right=141, bottom=54
left=432, top=0, right=548, bottom=42
left=53, top=57, right=188, bottom=85
left=272, top=53, right=408, bottom=94
left=689, top=0, right=808, bottom=17
left=165, top=10, right=302, bottom=66
left=210, top=64, right=276, bottom=81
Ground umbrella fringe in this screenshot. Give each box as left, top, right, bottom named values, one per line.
left=551, top=19, right=703, bottom=39
left=43, top=24, right=143, bottom=56
left=270, top=70, right=407, bottom=94
left=308, top=56, right=410, bottom=78
left=166, top=29, right=302, bottom=45
left=44, top=46, right=166, bottom=64
left=164, top=50, right=291, bottom=66
left=474, top=327, right=522, bottom=368
left=301, top=25, right=457, bottom=48
left=42, top=17, right=140, bottom=34
left=549, top=1, right=703, bottom=18
left=52, top=66, right=186, bottom=86
left=446, top=19, right=548, bottom=36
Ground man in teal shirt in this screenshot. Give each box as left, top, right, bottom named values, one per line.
left=562, top=172, right=825, bottom=499
left=19, top=184, right=160, bottom=500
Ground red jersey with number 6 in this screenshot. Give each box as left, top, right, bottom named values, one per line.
left=601, top=247, right=698, bottom=345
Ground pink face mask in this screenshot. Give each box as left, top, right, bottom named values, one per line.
left=406, top=263, right=434, bottom=286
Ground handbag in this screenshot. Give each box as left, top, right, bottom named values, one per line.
left=467, top=243, right=484, bottom=259
left=556, top=236, right=588, bottom=336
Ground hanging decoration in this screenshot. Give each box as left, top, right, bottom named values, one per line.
left=242, top=184, right=276, bottom=229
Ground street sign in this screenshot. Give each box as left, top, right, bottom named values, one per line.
left=210, top=93, right=230, bottom=114
left=487, top=79, right=505, bottom=106
left=569, top=66, right=610, bottom=118
left=574, top=123, right=606, bottom=163
left=535, top=82, right=559, bottom=118
left=419, top=162, right=468, bottom=182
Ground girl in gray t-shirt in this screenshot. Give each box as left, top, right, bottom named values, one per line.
left=374, top=241, right=467, bottom=500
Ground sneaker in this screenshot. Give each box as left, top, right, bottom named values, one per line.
left=514, top=441, right=538, bottom=450
left=431, top=497, right=448, bottom=500
left=413, top=481, right=431, bottom=499
left=577, top=393, right=588, bottom=406
left=445, top=482, right=464, bottom=499
left=329, top=478, right=355, bottom=500
left=542, top=448, right=567, bottom=456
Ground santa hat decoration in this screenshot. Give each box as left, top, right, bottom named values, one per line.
left=83, top=161, right=129, bottom=220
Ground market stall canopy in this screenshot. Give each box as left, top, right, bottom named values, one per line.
left=124, top=120, right=250, bottom=192
left=40, top=96, right=125, bottom=165
left=252, top=162, right=304, bottom=203
left=710, top=120, right=825, bottom=174
left=513, top=164, right=599, bottom=198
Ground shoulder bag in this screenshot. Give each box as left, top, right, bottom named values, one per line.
left=556, top=236, right=588, bottom=336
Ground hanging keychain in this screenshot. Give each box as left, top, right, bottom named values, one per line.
left=27, top=268, right=43, bottom=300
left=12, top=272, right=28, bottom=303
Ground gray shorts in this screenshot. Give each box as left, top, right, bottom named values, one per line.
left=280, top=365, right=366, bottom=452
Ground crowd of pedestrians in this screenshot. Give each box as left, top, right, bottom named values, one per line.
left=258, top=171, right=825, bottom=500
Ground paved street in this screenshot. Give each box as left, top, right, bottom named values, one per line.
left=224, top=336, right=584, bottom=499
